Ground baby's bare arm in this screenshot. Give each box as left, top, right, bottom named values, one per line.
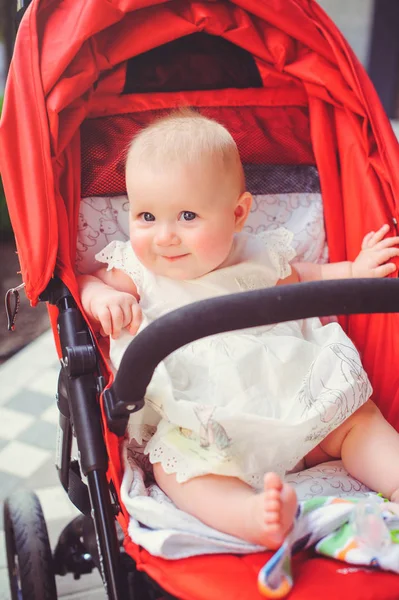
left=78, top=268, right=142, bottom=338
left=291, top=260, right=352, bottom=282
left=278, top=224, right=399, bottom=285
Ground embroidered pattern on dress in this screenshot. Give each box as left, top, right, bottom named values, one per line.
left=193, top=405, right=231, bottom=451
left=298, top=342, right=372, bottom=433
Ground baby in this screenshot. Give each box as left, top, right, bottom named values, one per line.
left=79, top=111, right=399, bottom=550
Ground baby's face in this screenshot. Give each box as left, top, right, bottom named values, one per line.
left=127, top=159, right=247, bottom=280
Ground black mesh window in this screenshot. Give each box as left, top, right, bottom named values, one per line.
left=123, top=32, right=263, bottom=94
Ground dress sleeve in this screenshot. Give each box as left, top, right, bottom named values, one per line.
left=95, top=240, right=143, bottom=289
left=257, top=228, right=296, bottom=280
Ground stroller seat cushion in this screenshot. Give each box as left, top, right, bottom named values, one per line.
left=76, top=165, right=327, bottom=274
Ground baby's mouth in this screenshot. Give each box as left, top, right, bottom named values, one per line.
left=161, top=254, right=189, bottom=262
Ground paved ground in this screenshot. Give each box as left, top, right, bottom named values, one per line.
left=0, top=330, right=106, bottom=599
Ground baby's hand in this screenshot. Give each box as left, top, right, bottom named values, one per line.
left=90, top=288, right=142, bottom=339
left=352, top=224, right=399, bottom=278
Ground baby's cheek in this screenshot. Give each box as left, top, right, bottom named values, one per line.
left=130, top=232, right=150, bottom=262
left=194, top=230, right=232, bottom=264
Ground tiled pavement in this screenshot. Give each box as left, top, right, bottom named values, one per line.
left=0, top=331, right=106, bottom=599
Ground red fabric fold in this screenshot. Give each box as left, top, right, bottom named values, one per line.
left=2, top=1, right=399, bottom=597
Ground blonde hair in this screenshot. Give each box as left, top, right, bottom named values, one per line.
left=125, top=109, right=244, bottom=191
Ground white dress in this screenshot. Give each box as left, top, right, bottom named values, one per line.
left=96, top=228, right=372, bottom=490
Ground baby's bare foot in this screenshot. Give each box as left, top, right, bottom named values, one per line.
left=391, top=488, right=399, bottom=504
left=386, top=488, right=399, bottom=516
left=247, top=472, right=297, bottom=549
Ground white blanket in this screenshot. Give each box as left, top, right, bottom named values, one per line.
left=120, top=440, right=372, bottom=560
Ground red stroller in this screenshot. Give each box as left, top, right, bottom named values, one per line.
left=2, top=0, right=399, bottom=598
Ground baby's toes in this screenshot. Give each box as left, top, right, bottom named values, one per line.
left=265, top=488, right=281, bottom=503
left=264, top=472, right=283, bottom=493
left=264, top=511, right=281, bottom=525
left=265, top=499, right=281, bottom=513
left=264, top=496, right=282, bottom=524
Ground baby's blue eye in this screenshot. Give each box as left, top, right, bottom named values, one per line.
left=141, top=212, right=155, bottom=222
left=180, top=211, right=197, bottom=222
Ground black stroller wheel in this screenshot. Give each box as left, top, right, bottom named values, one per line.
left=4, top=489, right=58, bottom=600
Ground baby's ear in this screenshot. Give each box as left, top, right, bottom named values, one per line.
left=234, top=192, right=252, bottom=231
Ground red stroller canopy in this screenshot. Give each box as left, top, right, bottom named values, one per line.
left=3, top=2, right=399, bottom=599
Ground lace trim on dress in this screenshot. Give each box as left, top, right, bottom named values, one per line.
left=257, top=227, right=296, bottom=280
left=95, top=240, right=143, bottom=288
left=145, top=440, right=273, bottom=491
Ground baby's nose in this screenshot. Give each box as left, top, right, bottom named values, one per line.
left=154, top=226, right=180, bottom=246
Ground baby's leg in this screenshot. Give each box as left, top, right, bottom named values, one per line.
left=319, top=400, right=399, bottom=501
left=153, top=463, right=297, bottom=548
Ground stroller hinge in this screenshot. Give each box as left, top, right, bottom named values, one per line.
left=4, top=283, right=25, bottom=331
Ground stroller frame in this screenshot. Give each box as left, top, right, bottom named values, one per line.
left=40, top=277, right=125, bottom=598
left=36, top=276, right=167, bottom=599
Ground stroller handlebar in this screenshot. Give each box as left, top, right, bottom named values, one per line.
left=104, top=278, right=399, bottom=434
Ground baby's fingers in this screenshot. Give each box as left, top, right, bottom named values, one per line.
left=373, top=235, right=399, bottom=250
left=118, top=299, right=141, bottom=335
left=363, top=224, right=390, bottom=248
left=109, top=305, right=125, bottom=339
left=97, top=307, right=113, bottom=337
left=372, top=263, right=397, bottom=278
left=373, top=247, right=399, bottom=265
left=128, top=304, right=142, bottom=335
left=361, top=231, right=375, bottom=250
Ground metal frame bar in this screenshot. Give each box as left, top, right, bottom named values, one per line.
left=42, top=278, right=125, bottom=600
